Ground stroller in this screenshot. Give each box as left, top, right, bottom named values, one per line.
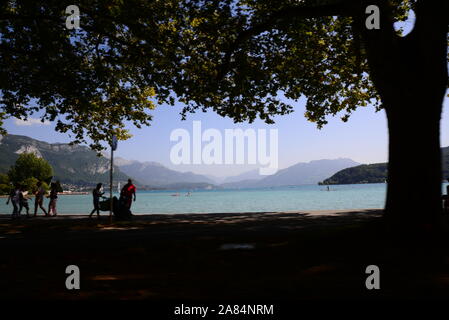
left=99, top=196, right=133, bottom=220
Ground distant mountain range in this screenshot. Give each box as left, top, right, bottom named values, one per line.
left=6, top=133, right=449, bottom=188
left=220, top=159, right=360, bottom=188
left=220, top=169, right=265, bottom=184
left=115, top=158, right=359, bottom=189
left=0, top=134, right=362, bottom=189
left=0, top=134, right=216, bottom=189
left=114, top=157, right=215, bottom=187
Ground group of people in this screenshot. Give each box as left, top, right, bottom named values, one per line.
left=6, top=182, right=59, bottom=219
left=89, top=179, right=136, bottom=218
left=5, top=179, right=136, bottom=219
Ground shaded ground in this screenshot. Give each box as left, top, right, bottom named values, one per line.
left=0, top=209, right=448, bottom=300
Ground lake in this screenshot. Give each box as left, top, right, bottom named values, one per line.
left=0, top=183, right=385, bottom=215
left=1, top=183, right=448, bottom=215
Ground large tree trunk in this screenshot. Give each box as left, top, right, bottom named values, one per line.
left=359, top=0, right=448, bottom=232
left=384, top=97, right=443, bottom=230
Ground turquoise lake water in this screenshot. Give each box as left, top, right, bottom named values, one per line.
left=1, top=183, right=447, bottom=215
left=0, top=183, right=386, bottom=215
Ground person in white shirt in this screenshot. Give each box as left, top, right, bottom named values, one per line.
left=34, top=181, right=48, bottom=217
left=89, top=183, right=104, bottom=218
left=19, top=186, right=30, bottom=217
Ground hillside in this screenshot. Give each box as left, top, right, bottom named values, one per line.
left=321, top=146, right=449, bottom=185
left=0, top=134, right=130, bottom=186
left=321, top=163, right=388, bottom=185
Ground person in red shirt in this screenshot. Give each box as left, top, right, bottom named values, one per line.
left=120, top=179, right=136, bottom=209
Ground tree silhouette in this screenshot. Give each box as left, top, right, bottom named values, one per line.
left=1, top=0, right=447, bottom=230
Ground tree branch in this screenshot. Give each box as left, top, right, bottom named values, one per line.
left=217, top=0, right=359, bottom=80
left=358, top=0, right=399, bottom=102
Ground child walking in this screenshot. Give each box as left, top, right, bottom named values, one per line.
left=48, top=182, right=58, bottom=216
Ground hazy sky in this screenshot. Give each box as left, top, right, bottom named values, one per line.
left=4, top=94, right=449, bottom=178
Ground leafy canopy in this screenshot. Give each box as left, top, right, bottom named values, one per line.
left=1, top=0, right=415, bottom=149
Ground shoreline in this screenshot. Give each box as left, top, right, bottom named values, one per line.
left=0, top=192, right=89, bottom=199
left=0, top=208, right=384, bottom=218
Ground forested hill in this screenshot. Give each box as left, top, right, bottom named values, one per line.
left=320, top=163, right=387, bottom=185
left=321, top=146, right=449, bottom=185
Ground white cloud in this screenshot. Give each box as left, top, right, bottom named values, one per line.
left=14, top=117, right=50, bottom=126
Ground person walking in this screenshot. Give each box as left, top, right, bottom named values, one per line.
left=47, top=182, right=58, bottom=216
left=6, top=185, right=20, bottom=219
left=89, top=183, right=104, bottom=218
left=18, top=186, right=30, bottom=217
left=34, top=181, right=48, bottom=217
